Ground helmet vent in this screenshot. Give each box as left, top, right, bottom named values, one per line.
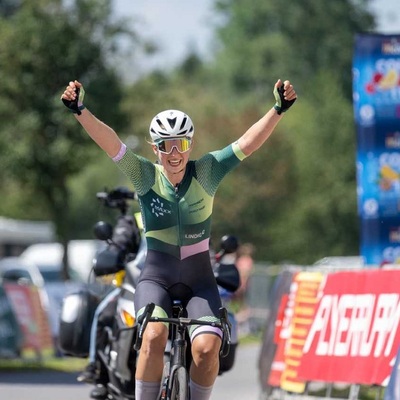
left=167, top=117, right=177, bottom=129
left=156, top=118, right=166, bottom=130
left=179, top=117, right=187, bottom=130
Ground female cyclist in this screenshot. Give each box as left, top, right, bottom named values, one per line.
left=61, top=78, right=296, bottom=400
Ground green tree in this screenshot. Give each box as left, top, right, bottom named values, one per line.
left=0, top=0, right=136, bottom=277
left=213, top=0, right=375, bottom=96
left=271, top=72, right=359, bottom=263
left=203, top=0, right=376, bottom=263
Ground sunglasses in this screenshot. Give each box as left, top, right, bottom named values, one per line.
left=155, top=138, right=192, bottom=154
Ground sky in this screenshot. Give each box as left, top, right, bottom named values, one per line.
left=113, top=0, right=216, bottom=79
left=113, top=0, right=400, bottom=81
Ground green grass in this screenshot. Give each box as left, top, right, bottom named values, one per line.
left=239, top=332, right=262, bottom=345
left=0, top=335, right=261, bottom=372
left=0, top=334, right=261, bottom=374
left=0, top=352, right=87, bottom=373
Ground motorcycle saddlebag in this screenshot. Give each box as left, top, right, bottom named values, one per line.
left=219, top=343, right=237, bottom=375
left=58, top=288, right=100, bottom=357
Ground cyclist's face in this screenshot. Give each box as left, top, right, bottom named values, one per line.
left=152, top=139, right=193, bottom=177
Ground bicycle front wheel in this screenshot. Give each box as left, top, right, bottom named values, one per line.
left=169, top=366, right=189, bottom=400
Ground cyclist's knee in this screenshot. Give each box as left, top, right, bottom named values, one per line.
left=141, top=322, right=168, bottom=356
left=191, top=334, right=221, bottom=362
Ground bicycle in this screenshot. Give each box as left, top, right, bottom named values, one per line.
left=134, top=301, right=232, bottom=400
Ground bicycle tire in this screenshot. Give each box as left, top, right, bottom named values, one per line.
left=168, top=366, right=189, bottom=400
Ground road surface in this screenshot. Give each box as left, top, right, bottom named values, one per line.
left=0, top=342, right=262, bottom=400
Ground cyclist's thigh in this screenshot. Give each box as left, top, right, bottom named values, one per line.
left=185, top=283, right=223, bottom=340
left=186, top=285, right=221, bottom=320
left=135, top=279, right=172, bottom=318
left=178, top=251, right=221, bottom=319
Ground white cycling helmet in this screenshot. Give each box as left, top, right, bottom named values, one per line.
left=149, top=109, right=194, bottom=142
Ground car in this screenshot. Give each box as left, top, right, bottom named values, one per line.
left=0, top=256, right=45, bottom=288
left=0, top=257, right=51, bottom=351
left=19, top=240, right=106, bottom=341
left=0, top=255, right=84, bottom=347
left=20, top=240, right=106, bottom=282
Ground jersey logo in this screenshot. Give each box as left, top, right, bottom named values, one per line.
left=184, top=230, right=206, bottom=239
left=150, top=197, right=172, bottom=217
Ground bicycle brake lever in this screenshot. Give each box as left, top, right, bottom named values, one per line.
left=218, top=307, right=232, bottom=357
left=134, top=303, right=155, bottom=351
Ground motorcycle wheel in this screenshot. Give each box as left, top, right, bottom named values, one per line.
left=168, top=366, right=188, bottom=400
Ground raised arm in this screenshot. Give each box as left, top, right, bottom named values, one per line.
left=61, top=80, right=123, bottom=158
left=237, top=79, right=296, bottom=156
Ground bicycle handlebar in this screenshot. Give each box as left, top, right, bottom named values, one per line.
left=134, top=302, right=232, bottom=357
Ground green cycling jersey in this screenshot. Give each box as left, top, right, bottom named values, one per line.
left=115, top=141, right=247, bottom=260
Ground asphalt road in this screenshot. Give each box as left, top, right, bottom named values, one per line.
left=0, top=342, right=262, bottom=400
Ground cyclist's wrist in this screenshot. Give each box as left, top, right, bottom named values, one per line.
left=273, top=103, right=284, bottom=115
left=69, top=103, right=85, bottom=114
left=72, top=104, right=86, bottom=115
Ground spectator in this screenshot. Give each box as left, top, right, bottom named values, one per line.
left=235, top=243, right=255, bottom=302
left=233, top=243, right=255, bottom=336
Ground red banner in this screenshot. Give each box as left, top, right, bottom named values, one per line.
left=297, top=269, right=400, bottom=385
left=267, top=271, right=324, bottom=393
left=268, top=292, right=290, bottom=387
left=3, top=283, right=52, bottom=353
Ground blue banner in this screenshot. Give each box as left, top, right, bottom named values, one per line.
left=360, top=217, right=400, bottom=264
left=353, top=33, right=400, bottom=265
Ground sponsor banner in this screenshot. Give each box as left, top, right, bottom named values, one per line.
left=3, top=283, right=52, bottom=353
left=353, top=34, right=400, bottom=129
left=267, top=272, right=324, bottom=392
left=260, top=269, right=295, bottom=393
left=280, top=272, right=324, bottom=393
left=361, top=217, right=400, bottom=265
left=298, top=269, right=400, bottom=385
left=356, top=140, right=400, bottom=220
left=353, top=33, right=400, bottom=264
left=267, top=293, right=290, bottom=387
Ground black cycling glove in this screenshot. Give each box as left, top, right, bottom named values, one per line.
left=62, top=86, right=86, bottom=115
left=273, top=84, right=296, bottom=115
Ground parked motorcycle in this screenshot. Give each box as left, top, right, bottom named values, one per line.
left=59, top=187, right=142, bottom=400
